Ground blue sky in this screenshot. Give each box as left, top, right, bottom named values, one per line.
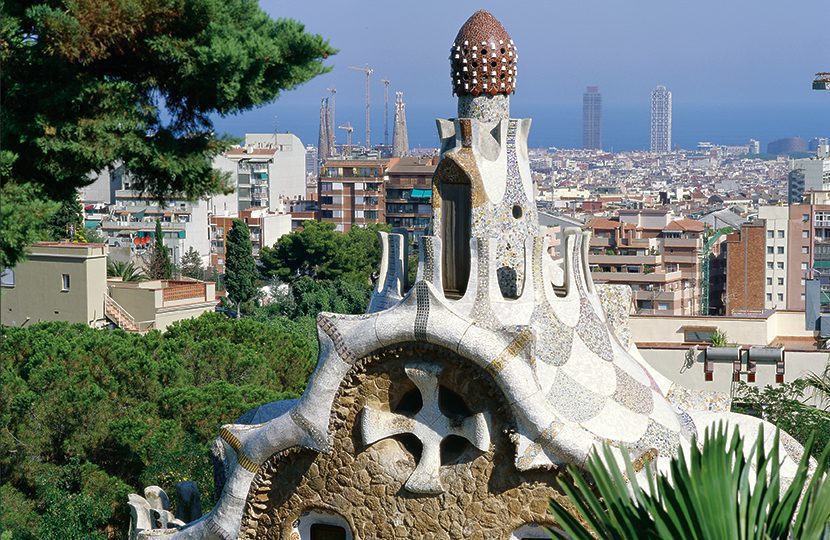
left=212, top=0, right=830, bottom=150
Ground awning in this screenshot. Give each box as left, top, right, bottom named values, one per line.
left=410, top=188, right=432, bottom=199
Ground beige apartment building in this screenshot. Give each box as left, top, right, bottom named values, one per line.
left=1, top=243, right=109, bottom=327
left=586, top=210, right=706, bottom=315
left=2, top=242, right=216, bottom=332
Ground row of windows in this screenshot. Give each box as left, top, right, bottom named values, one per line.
left=766, top=245, right=810, bottom=255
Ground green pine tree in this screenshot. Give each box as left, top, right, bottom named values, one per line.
left=225, top=219, right=258, bottom=316
left=181, top=247, right=205, bottom=280
left=148, top=221, right=173, bottom=280
left=1, top=1, right=335, bottom=268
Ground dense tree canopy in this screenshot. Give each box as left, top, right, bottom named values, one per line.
left=0, top=314, right=319, bottom=538
left=260, top=221, right=389, bottom=284
left=0, top=0, right=335, bottom=267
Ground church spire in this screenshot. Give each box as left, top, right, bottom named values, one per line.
left=392, top=92, right=409, bottom=157
left=317, top=97, right=330, bottom=159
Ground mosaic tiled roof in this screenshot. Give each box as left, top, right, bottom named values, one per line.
left=450, top=10, right=517, bottom=97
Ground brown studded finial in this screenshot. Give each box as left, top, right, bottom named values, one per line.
left=450, top=10, right=517, bottom=97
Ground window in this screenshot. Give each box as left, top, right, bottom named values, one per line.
left=778, top=230, right=785, bottom=238
left=802, top=263, right=808, bottom=270
left=767, top=230, right=774, bottom=239
left=61, top=273, right=70, bottom=291
left=803, top=214, right=810, bottom=222
left=767, top=246, right=774, bottom=254
left=0, top=268, right=14, bottom=287
left=802, top=279, right=806, bottom=286
left=683, top=327, right=717, bottom=343
left=778, top=278, right=784, bottom=285
left=802, top=246, right=809, bottom=254
left=657, top=303, right=669, bottom=311
left=778, top=293, right=784, bottom=301
left=767, top=277, right=773, bottom=286
left=767, top=293, right=773, bottom=301
left=767, top=262, right=774, bottom=270
left=777, top=246, right=784, bottom=254
left=777, top=262, right=784, bottom=269
left=802, top=293, right=806, bottom=300
left=803, top=230, right=810, bottom=239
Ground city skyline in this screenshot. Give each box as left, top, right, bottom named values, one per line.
left=211, top=0, right=828, bottom=151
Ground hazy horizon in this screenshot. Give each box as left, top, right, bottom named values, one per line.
left=213, top=0, right=829, bottom=151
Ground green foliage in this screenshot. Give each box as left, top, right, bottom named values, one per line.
left=0, top=313, right=319, bottom=538
left=257, top=277, right=371, bottom=319
left=0, top=182, right=58, bottom=269
left=181, top=247, right=205, bottom=280
left=804, top=359, right=830, bottom=411
left=732, top=379, right=830, bottom=457
left=46, top=197, right=83, bottom=241
left=260, top=221, right=388, bottom=285
left=1, top=0, right=335, bottom=270
left=225, top=219, right=258, bottom=309
left=147, top=220, right=173, bottom=280
left=107, top=259, right=147, bottom=282
left=710, top=329, right=729, bottom=347
left=548, top=425, right=830, bottom=540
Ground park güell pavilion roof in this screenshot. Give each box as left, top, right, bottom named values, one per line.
left=450, top=10, right=517, bottom=97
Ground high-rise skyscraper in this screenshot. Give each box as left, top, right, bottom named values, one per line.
left=392, top=91, right=409, bottom=157
left=582, top=86, right=601, bottom=149
left=650, top=85, right=672, bottom=153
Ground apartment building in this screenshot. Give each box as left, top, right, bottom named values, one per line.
left=758, top=206, right=790, bottom=310
left=318, top=157, right=390, bottom=232
left=1, top=243, right=215, bottom=332
left=223, top=133, right=307, bottom=212
left=209, top=208, right=291, bottom=273
left=723, top=221, right=767, bottom=315
left=385, top=156, right=437, bottom=242
left=586, top=210, right=705, bottom=315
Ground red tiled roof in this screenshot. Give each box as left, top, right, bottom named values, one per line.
left=585, top=218, right=620, bottom=230
left=666, top=218, right=705, bottom=232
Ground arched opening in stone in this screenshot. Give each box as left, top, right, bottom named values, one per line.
left=294, top=510, right=353, bottom=540
left=437, top=161, right=472, bottom=299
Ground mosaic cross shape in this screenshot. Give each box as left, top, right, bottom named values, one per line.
left=360, top=361, right=491, bottom=494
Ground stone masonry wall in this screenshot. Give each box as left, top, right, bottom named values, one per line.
left=240, top=343, right=573, bottom=539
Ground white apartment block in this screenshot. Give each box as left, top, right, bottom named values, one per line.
left=759, top=206, right=789, bottom=310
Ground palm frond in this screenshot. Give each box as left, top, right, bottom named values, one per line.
left=548, top=423, right=828, bottom=540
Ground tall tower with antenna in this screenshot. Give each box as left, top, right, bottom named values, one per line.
left=349, top=65, right=374, bottom=148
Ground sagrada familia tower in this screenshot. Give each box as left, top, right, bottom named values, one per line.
left=129, top=11, right=808, bottom=540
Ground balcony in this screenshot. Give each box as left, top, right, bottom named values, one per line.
left=663, top=237, right=702, bottom=249
left=590, top=254, right=661, bottom=265
left=591, top=270, right=683, bottom=283
left=662, top=253, right=699, bottom=264
left=590, top=237, right=611, bottom=248
left=620, top=238, right=652, bottom=248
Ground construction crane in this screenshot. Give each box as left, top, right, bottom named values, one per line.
left=338, top=123, right=353, bottom=157
left=381, top=79, right=390, bottom=147
left=815, top=72, right=830, bottom=91
left=326, top=87, right=337, bottom=150
left=349, top=65, right=373, bottom=148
